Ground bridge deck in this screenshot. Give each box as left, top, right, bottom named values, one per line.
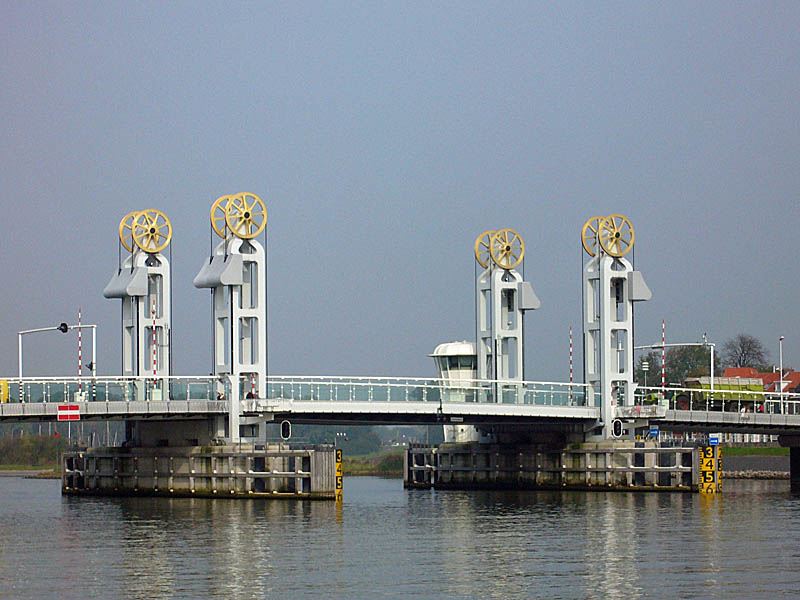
left=1, top=377, right=799, bottom=434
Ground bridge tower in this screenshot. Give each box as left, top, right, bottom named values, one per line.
left=194, top=193, right=268, bottom=442
left=580, top=215, right=651, bottom=439
left=103, top=209, right=173, bottom=400
left=474, top=228, right=541, bottom=394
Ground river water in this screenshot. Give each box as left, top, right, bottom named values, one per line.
left=0, top=477, right=798, bottom=599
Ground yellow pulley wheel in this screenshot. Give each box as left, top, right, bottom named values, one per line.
left=474, top=230, right=495, bottom=268
left=225, top=192, right=267, bottom=239
left=598, top=214, right=634, bottom=257
left=210, top=194, right=232, bottom=238
left=580, top=216, right=604, bottom=257
left=132, top=209, right=172, bottom=254
left=489, top=228, right=525, bottom=270
left=118, top=210, right=140, bottom=253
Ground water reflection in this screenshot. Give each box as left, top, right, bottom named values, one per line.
left=1, top=478, right=800, bottom=599
left=583, top=493, right=643, bottom=598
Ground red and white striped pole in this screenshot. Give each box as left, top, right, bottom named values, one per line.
left=569, top=325, right=574, bottom=383
left=77, top=307, right=82, bottom=392
left=661, top=319, right=666, bottom=389
left=568, top=325, right=574, bottom=403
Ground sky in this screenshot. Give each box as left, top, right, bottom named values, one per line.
left=1, top=2, right=798, bottom=381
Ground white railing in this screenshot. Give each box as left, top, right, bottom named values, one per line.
left=1, top=376, right=222, bottom=404
left=0, top=375, right=591, bottom=408
left=258, top=376, right=591, bottom=407
left=635, top=385, right=800, bottom=416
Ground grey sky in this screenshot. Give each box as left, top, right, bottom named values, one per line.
left=1, top=2, right=798, bottom=381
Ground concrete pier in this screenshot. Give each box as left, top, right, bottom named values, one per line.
left=778, top=435, right=800, bottom=493
left=405, top=441, right=699, bottom=492
left=63, top=444, right=337, bottom=499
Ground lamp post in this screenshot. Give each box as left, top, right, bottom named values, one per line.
left=18, top=322, right=98, bottom=382
left=779, top=336, right=785, bottom=414
left=642, top=360, right=649, bottom=388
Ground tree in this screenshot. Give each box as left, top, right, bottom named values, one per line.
left=635, top=351, right=661, bottom=386
left=720, top=334, right=769, bottom=369
left=636, top=346, right=719, bottom=387
left=664, top=345, right=717, bottom=383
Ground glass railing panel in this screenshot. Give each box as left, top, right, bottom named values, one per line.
left=352, top=385, right=370, bottom=402
left=371, top=385, right=389, bottom=402
left=501, top=386, right=520, bottom=404
left=388, top=386, right=408, bottom=402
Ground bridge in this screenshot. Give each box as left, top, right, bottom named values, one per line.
left=4, top=201, right=799, bottom=496
left=3, top=375, right=799, bottom=435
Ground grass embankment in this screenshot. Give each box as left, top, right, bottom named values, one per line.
left=343, top=449, right=404, bottom=477
left=0, top=436, right=63, bottom=472
left=721, top=445, right=788, bottom=456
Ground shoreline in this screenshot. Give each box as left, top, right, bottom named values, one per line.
left=0, top=469, right=60, bottom=479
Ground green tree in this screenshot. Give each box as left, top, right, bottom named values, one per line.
left=635, top=351, right=661, bottom=387
left=636, top=346, right=719, bottom=386
left=664, top=345, right=718, bottom=384
left=720, top=334, right=770, bottom=369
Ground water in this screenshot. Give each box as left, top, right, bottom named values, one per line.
left=0, top=477, right=799, bottom=599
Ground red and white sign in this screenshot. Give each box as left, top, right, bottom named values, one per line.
left=57, top=404, right=80, bottom=422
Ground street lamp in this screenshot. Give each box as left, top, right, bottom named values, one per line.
left=642, top=360, right=649, bottom=388
left=18, top=322, right=98, bottom=380
left=779, top=336, right=785, bottom=414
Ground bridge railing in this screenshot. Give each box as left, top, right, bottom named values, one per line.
left=1, top=376, right=222, bottom=404
left=1, top=374, right=592, bottom=408
left=635, top=385, right=800, bottom=415
left=258, top=376, right=591, bottom=407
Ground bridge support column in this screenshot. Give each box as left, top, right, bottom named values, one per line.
left=779, top=435, right=800, bottom=492
left=792, top=448, right=800, bottom=493
left=195, top=235, right=267, bottom=445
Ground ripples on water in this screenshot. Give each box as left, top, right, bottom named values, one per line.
left=0, top=477, right=798, bottom=599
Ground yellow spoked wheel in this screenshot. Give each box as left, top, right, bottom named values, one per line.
left=598, top=214, right=634, bottom=257
left=580, top=216, right=604, bottom=257
left=132, top=209, right=172, bottom=254
left=225, top=192, right=267, bottom=239
left=474, top=230, right=495, bottom=268
left=118, top=210, right=140, bottom=253
left=489, top=228, right=525, bottom=270
left=210, top=194, right=232, bottom=238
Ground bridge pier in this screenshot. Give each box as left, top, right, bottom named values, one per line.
left=405, top=439, right=699, bottom=492
left=63, top=417, right=338, bottom=499
left=779, top=436, right=800, bottom=492
left=63, top=443, right=337, bottom=499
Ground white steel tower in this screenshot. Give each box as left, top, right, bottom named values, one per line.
left=104, top=209, right=173, bottom=400
left=581, top=215, right=651, bottom=439
left=473, top=228, right=540, bottom=398
left=195, top=193, right=268, bottom=442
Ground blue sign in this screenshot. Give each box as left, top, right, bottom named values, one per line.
left=708, top=434, right=720, bottom=446
left=649, top=426, right=659, bottom=438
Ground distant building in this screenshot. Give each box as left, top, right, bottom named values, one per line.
left=722, top=367, right=800, bottom=394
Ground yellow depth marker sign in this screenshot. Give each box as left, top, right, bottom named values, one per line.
left=335, top=449, right=343, bottom=502
left=698, top=446, right=723, bottom=494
